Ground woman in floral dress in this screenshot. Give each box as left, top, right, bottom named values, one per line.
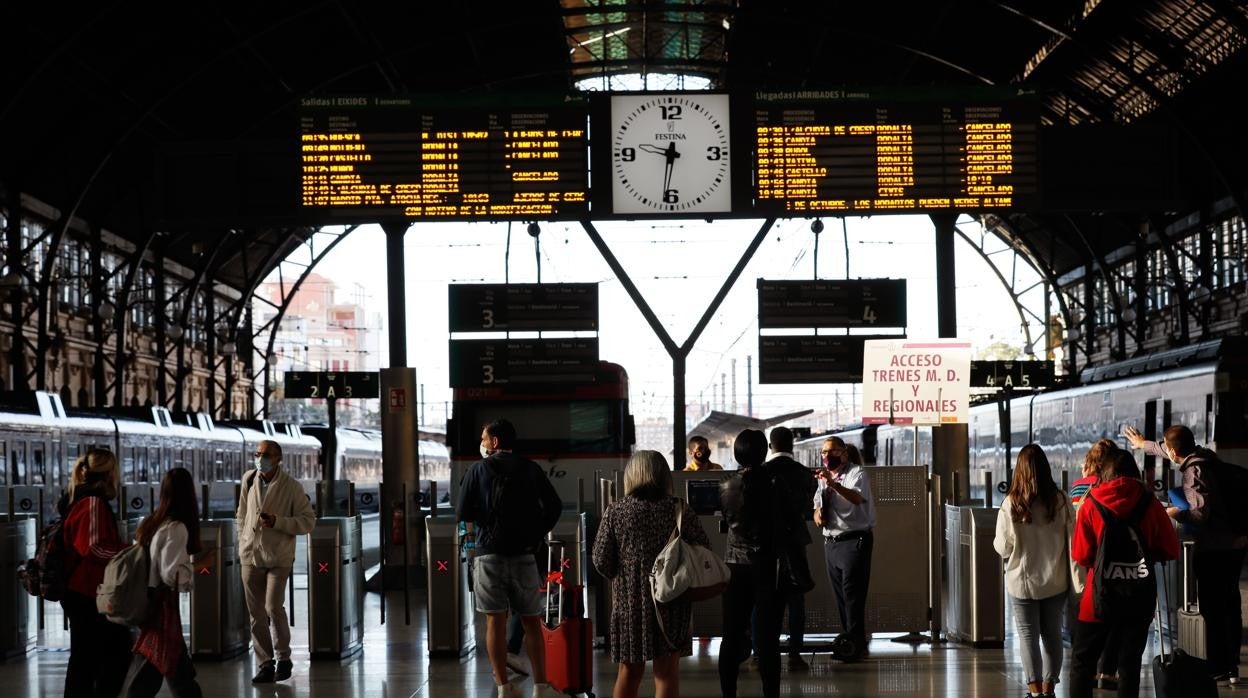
left=593, top=450, right=709, bottom=698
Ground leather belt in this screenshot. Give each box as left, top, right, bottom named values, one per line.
left=828, top=529, right=872, bottom=543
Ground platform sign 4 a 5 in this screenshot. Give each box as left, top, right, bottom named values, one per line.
left=861, top=339, right=971, bottom=425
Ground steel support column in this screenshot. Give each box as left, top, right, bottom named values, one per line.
left=382, top=221, right=409, bottom=368
left=932, top=214, right=958, bottom=338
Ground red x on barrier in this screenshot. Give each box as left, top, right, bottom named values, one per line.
left=198, top=566, right=211, bottom=575
left=317, top=562, right=329, bottom=573
left=561, top=558, right=572, bottom=570
left=436, top=560, right=449, bottom=572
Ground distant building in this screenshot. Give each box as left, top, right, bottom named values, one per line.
left=255, top=273, right=383, bottom=425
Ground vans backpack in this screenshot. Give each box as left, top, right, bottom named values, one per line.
left=1090, top=494, right=1155, bottom=620
left=18, top=518, right=67, bottom=602
left=96, top=542, right=151, bottom=626
left=481, top=459, right=543, bottom=555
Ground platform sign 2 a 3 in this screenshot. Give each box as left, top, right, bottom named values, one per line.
left=283, top=371, right=380, bottom=400
left=861, top=339, right=971, bottom=425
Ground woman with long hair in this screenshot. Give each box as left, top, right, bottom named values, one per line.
left=61, top=448, right=131, bottom=698
left=592, top=450, right=709, bottom=698
left=126, top=467, right=204, bottom=697
left=994, top=444, right=1076, bottom=698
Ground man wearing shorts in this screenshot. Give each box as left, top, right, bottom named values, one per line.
left=457, top=419, right=563, bottom=698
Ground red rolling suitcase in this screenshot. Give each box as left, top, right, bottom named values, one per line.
left=541, top=540, right=595, bottom=697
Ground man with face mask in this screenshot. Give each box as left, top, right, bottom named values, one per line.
left=812, top=436, right=876, bottom=661
left=236, top=439, right=316, bottom=683
left=685, top=435, right=723, bottom=471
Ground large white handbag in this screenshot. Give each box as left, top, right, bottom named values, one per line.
left=649, top=499, right=731, bottom=604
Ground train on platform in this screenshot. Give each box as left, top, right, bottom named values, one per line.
left=795, top=338, right=1248, bottom=502
left=0, top=390, right=451, bottom=571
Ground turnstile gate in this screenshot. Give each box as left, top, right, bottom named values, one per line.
left=943, top=505, right=1004, bottom=646
left=308, top=515, right=364, bottom=659
left=0, top=518, right=36, bottom=659
left=190, top=519, right=249, bottom=658
left=425, top=517, right=474, bottom=658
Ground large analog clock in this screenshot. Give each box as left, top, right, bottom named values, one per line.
left=610, top=93, right=732, bottom=215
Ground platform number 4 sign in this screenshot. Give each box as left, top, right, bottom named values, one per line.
left=389, top=388, right=407, bottom=413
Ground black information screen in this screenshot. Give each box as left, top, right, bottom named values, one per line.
left=758, top=279, right=906, bottom=329
left=283, top=371, right=379, bottom=399
left=758, top=335, right=905, bottom=384
left=969, top=360, right=1055, bottom=389
left=448, top=283, right=598, bottom=332
left=449, top=338, right=599, bottom=388
left=300, top=96, right=589, bottom=221
left=753, top=93, right=1038, bottom=214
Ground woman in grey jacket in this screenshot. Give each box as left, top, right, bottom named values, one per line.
left=994, top=444, right=1075, bottom=698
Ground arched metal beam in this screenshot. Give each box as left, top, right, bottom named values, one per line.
left=951, top=223, right=1041, bottom=356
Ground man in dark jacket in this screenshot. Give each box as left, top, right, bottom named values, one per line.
left=764, top=427, right=818, bottom=670
left=1126, top=423, right=1248, bottom=684
left=457, top=419, right=563, bottom=698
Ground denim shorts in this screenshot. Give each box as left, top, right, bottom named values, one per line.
left=472, top=553, right=543, bottom=616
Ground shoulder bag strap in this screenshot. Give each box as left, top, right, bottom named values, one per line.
left=652, top=498, right=684, bottom=651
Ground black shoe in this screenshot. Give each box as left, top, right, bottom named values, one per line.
left=275, top=660, right=293, bottom=681
left=252, top=662, right=276, bottom=684
left=1212, top=672, right=1234, bottom=685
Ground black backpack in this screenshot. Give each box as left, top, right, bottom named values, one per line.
left=18, top=518, right=68, bottom=602
left=1090, top=494, right=1156, bottom=620
left=481, top=458, right=543, bottom=555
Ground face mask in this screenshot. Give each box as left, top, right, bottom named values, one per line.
left=822, top=454, right=841, bottom=469
left=480, top=444, right=493, bottom=459
left=255, top=456, right=275, bottom=473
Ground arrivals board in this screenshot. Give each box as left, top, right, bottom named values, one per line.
left=753, top=93, right=1038, bottom=214
left=448, top=283, right=597, bottom=332
left=300, top=96, right=589, bottom=221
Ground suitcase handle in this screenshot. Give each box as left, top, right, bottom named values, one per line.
left=1156, top=559, right=1171, bottom=660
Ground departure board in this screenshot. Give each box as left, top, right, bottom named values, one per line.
left=300, top=97, right=589, bottom=221
left=753, top=94, right=1038, bottom=213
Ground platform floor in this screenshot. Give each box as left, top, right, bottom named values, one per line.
left=2, top=584, right=1242, bottom=697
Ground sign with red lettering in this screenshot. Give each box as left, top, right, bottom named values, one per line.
left=861, top=339, right=971, bottom=425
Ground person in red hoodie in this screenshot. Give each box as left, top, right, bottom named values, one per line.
left=1069, top=449, right=1179, bottom=698
left=60, top=448, right=131, bottom=698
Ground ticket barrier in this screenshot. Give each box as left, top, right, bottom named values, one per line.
left=0, top=517, right=36, bottom=659
left=942, top=505, right=1004, bottom=647
left=425, top=516, right=474, bottom=658
left=190, top=519, right=249, bottom=658
left=307, top=515, right=364, bottom=659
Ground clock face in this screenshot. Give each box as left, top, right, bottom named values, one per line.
left=610, top=94, right=732, bottom=215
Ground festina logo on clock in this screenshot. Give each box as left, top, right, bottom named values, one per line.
left=610, top=93, right=733, bottom=215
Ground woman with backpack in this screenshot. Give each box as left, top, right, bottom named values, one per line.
left=592, top=449, right=710, bottom=698
left=994, top=444, right=1076, bottom=698
left=124, top=467, right=203, bottom=697
left=1069, top=449, right=1179, bottom=698
left=61, top=448, right=131, bottom=698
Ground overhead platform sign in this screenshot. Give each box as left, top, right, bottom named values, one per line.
left=299, top=96, right=589, bottom=221
left=757, top=279, right=906, bottom=328
left=861, top=339, right=971, bottom=424
left=449, top=338, right=599, bottom=388
left=448, top=283, right=597, bottom=332
left=283, top=371, right=379, bottom=400
left=758, top=334, right=904, bottom=384
left=969, top=360, right=1054, bottom=390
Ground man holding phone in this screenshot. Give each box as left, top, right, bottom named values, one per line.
left=812, top=436, right=876, bottom=661
left=237, top=439, right=316, bottom=683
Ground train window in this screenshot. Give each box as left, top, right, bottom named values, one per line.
left=0, top=440, right=6, bottom=486
left=122, top=448, right=136, bottom=483
left=149, top=447, right=161, bottom=479
left=31, top=444, right=45, bottom=486
left=12, top=442, right=26, bottom=484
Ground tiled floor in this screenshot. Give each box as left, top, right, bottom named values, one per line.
left=2, top=584, right=1241, bottom=697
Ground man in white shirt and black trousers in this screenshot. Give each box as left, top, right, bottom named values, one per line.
left=812, top=436, right=877, bottom=661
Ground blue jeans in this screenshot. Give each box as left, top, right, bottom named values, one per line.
left=1011, top=591, right=1068, bottom=685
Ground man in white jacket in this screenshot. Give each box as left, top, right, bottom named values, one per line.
left=236, top=440, right=316, bottom=684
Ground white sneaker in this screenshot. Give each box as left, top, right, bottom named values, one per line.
left=531, top=683, right=562, bottom=698
left=506, top=652, right=530, bottom=676
left=496, top=680, right=522, bottom=698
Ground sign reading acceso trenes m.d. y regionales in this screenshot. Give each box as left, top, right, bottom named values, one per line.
left=861, top=339, right=971, bottom=425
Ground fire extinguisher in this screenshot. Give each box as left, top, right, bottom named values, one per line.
left=390, top=504, right=405, bottom=546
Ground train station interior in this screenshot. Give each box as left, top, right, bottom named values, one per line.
left=2, top=2, right=1248, bottom=696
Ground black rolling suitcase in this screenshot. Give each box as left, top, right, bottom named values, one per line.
left=1152, top=561, right=1216, bottom=698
